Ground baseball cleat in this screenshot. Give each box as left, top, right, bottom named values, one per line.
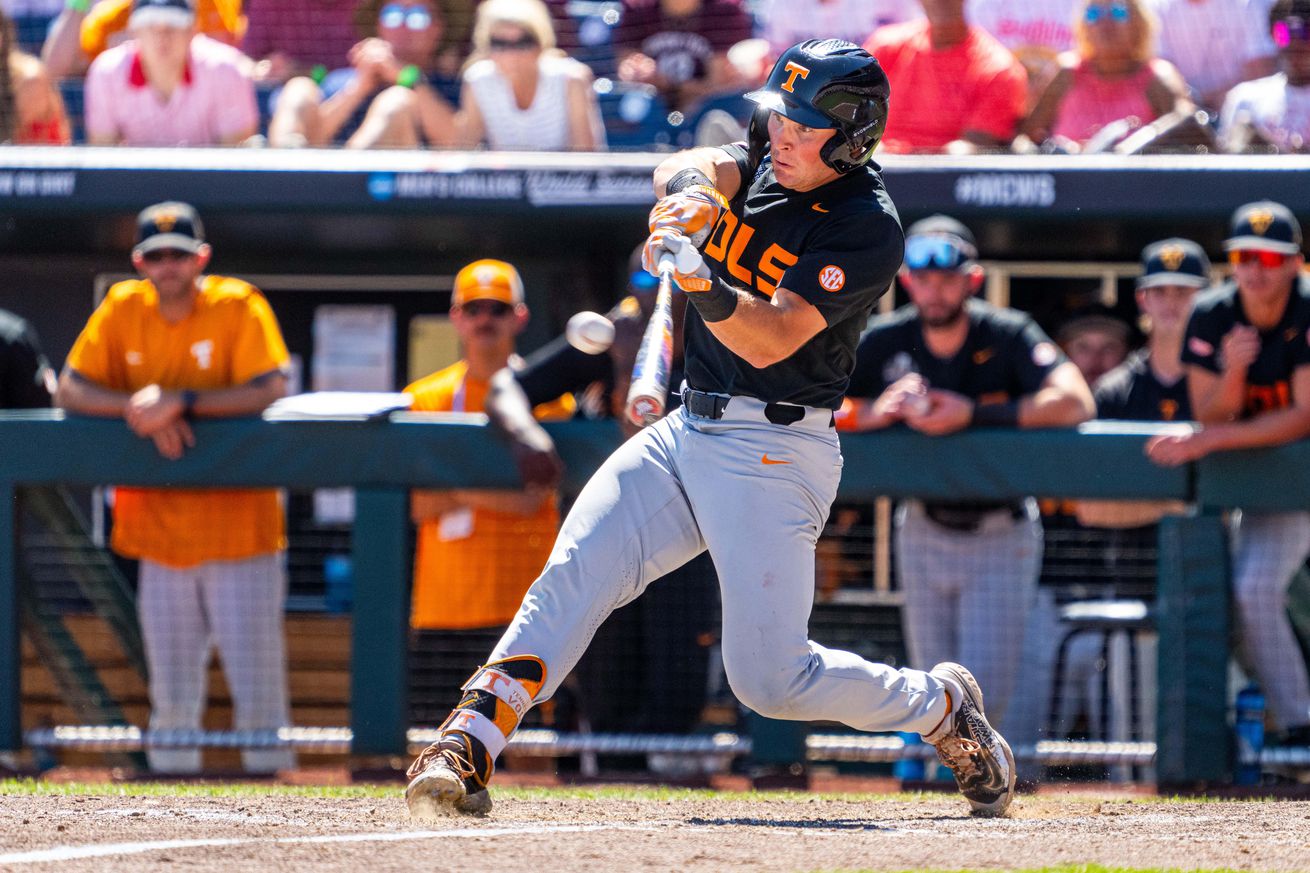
left=927, top=662, right=1016, bottom=817
left=405, top=739, right=493, bottom=818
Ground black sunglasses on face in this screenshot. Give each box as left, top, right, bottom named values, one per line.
left=489, top=34, right=538, bottom=51
left=141, top=249, right=194, bottom=264
left=460, top=299, right=514, bottom=317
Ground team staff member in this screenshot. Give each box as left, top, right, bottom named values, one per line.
left=405, top=259, right=574, bottom=725
left=843, top=215, right=1094, bottom=733
left=407, top=39, right=1017, bottom=819
left=56, top=202, right=295, bottom=774
left=1148, top=201, right=1310, bottom=745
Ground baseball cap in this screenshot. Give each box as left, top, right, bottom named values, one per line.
left=903, top=214, right=978, bottom=272
left=1224, top=200, right=1302, bottom=254
left=1138, top=238, right=1211, bottom=289
left=134, top=201, right=205, bottom=255
left=452, top=259, right=524, bottom=307
left=130, top=0, right=196, bottom=29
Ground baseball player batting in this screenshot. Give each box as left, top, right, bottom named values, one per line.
left=406, top=39, right=1017, bottom=819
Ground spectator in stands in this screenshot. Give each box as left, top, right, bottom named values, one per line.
left=55, top=201, right=295, bottom=774
left=1020, top=0, right=1192, bottom=152
left=864, top=0, right=1028, bottom=154
left=268, top=0, right=459, bottom=148
left=1057, top=306, right=1132, bottom=387
left=433, top=0, right=578, bottom=78
left=41, top=0, right=242, bottom=80
left=0, top=307, right=55, bottom=408
left=0, top=7, right=68, bottom=143
left=761, top=0, right=919, bottom=61
left=1219, top=0, right=1310, bottom=153
left=1147, top=200, right=1310, bottom=746
left=842, top=215, right=1094, bottom=732
left=455, top=0, right=604, bottom=150
left=613, top=0, right=754, bottom=113
left=968, top=0, right=1076, bottom=94
left=1150, top=0, right=1277, bottom=113
left=406, top=259, right=575, bottom=726
left=84, top=0, right=258, bottom=146
left=242, top=0, right=360, bottom=82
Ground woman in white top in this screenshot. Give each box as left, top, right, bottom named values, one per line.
left=458, top=0, right=605, bottom=150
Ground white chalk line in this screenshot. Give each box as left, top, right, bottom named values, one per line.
left=0, top=822, right=662, bottom=865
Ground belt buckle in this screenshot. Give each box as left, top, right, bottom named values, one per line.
left=683, top=388, right=730, bottom=419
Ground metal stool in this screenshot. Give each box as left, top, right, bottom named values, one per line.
left=1046, top=599, right=1155, bottom=779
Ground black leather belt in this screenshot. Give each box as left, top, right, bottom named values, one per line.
left=681, top=388, right=830, bottom=427
left=921, top=500, right=1028, bottom=532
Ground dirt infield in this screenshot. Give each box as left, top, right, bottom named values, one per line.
left=0, top=786, right=1306, bottom=872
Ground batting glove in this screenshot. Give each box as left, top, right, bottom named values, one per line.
left=647, top=185, right=729, bottom=247
left=642, top=229, right=713, bottom=292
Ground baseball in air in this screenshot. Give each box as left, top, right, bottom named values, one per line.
left=566, top=311, right=615, bottom=355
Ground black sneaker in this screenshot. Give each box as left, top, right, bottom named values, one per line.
left=926, top=662, right=1016, bottom=817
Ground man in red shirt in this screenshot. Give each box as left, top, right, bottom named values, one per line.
left=864, top=0, right=1027, bottom=153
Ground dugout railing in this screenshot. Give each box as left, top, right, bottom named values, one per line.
left=2, top=409, right=1308, bottom=786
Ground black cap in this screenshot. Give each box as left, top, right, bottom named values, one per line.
left=902, top=214, right=978, bottom=272
left=134, top=201, right=205, bottom=255
left=129, top=0, right=196, bottom=28
left=1224, top=200, right=1302, bottom=254
left=1138, top=238, right=1211, bottom=289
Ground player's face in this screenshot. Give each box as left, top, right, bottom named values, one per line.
left=1063, top=329, right=1128, bottom=384
left=1136, top=284, right=1196, bottom=337
left=452, top=298, right=524, bottom=353
left=132, top=245, right=209, bottom=302
left=767, top=112, right=840, bottom=192
left=1231, top=250, right=1304, bottom=302
left=903, top=269, right=973, bottom=328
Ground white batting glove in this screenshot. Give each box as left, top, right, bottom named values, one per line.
left=641, top=229, right=712, bottom=292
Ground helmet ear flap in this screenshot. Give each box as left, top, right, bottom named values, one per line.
left=746, top=105, right=772, bottom=174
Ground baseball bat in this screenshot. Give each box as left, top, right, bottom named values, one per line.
left=624, top=252, right=676, bottom=427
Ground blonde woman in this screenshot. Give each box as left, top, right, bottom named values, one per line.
left=2, top=9, right=69, bottom=145
left=1021, top=0, right=1191, bottom=150
left=456, top=0, right=604, bottom=150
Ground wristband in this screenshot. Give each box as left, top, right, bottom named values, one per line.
left=310, top=64, right=328, bottom=85
left=65, top=0, right=90, bottom=13
left=970, top=400, right=1019, bottom=428
left=181, top=389, right=198, bottom=419
left=665, top=167, right=713, bottom=195
left=397, top=65, right=422, bottom=89
left=686, top=277, right=738, bottom=323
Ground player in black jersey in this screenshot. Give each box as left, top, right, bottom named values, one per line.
left=1147, top=201, right=1310, bottom=744
left=406, top=39, right=1018, bottom=820
left=843, top=215, right=1094, bottom=741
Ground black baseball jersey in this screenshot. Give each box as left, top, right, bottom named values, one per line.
left=0, top=309, right=52, bottom=409
left=683, top=143, right=904, bottom=409
left=1181, top=274, right=1310, bottom=417
left=1094, top=349, right=1190, bottom=422
left=847, top=298, right=1065, bottom=402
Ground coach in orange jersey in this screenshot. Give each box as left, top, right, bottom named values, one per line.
left=55, top=201, right=294, bottom=775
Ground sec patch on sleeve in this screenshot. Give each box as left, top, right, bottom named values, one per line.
left=818, top=265, right=846, bottom=291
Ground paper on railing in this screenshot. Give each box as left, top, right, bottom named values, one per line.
left=264, top=391, right=414, bottom=420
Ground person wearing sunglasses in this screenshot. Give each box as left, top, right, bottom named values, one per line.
left=404, top=259, right=581, bottom=741
left=55, top=201, right=296, bottom=775
left=1020, top=0, right=1191, bottom=151
left=268, top=0, right=461, bottom=148
left=1147, top=201, right=1310, bottom=748
left=454, top=0, right=604, bottom=150
left=842, top=215, right=1094, bottom=745
left=1219, top=0, right=1310, bottom=153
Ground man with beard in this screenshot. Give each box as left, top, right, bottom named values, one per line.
left=843, top=214, right=1094, bottom=734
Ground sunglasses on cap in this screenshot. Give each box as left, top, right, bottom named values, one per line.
left=489, top=34, right=539, bottom=51
left=904, top=235, right=974, bottom=272
left=1084, top=2, right=1130, bottom=24
left=1229, top=250, right=1292, bottom=268
left=460, top=299, right=515, bottom=317
left=141, top=248, right=195, bottom=264
left=1273, top=16, right=1310, bottom=48
left=379, top=3, right=433, bottom=31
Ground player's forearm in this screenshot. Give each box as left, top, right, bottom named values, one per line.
left=654, top=149, right=729, bottom=198
left=189, top=374, right=288, bottom=417
left=1202, top=406, right=1310, bottom=452
left=1018, top=388, right=1094, bottom=429
left=54, top=370, right=130, bottom=417
left=1074, top=499, right=1187, bottom=529
left=1194, top=370, right=1248, bottom=423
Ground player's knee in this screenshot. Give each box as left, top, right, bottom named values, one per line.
left=723, top=664, right=800, bottom=720
left=1233, top=565, right=1290, bottom=610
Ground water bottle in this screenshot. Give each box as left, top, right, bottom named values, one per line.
left=893, top=731, right=926, bottom=781
left=323, top=554, right=354, bottom=614
left=1234, top=683, right=1265, bottom=786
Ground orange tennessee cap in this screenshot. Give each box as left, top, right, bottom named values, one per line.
left=452, top=259, right=524, bottom=307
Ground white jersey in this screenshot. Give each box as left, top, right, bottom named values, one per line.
left=967, top=0, right=1076, bottom=85
left=465, top=55, right=575, bottom=150
left=761, top=0, right=921, bottom=54
left=1220, top=72, right=1310, bottom=151
left=1148, top=0, right=1276, bottom=98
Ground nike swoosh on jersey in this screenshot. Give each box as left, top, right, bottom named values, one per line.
left=811, top=203, right=829, bottom=213
left=761, top=454, right=791, bottom=465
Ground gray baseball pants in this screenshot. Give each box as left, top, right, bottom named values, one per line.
left=895, top=500, right=1041, bottom=732
left=489, top=397, right=952, bottom=735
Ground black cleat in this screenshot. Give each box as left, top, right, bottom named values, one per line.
left=927, top=662, right=1017, bottom=817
